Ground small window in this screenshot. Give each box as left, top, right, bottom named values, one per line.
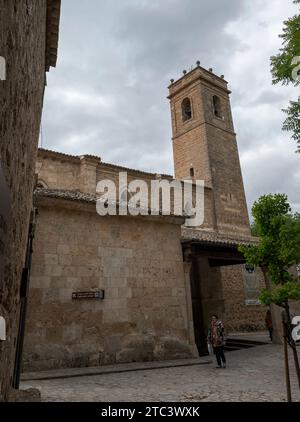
left=182, top=98, right=192, bottom=122
left=213, top=95, right=222, bottom=119
left=190, top=167, right=194, bottom=177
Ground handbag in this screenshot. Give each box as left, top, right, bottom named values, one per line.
left=207, top=343, right=214, bottom=355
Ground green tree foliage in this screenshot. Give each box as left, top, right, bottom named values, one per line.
left=271, top=0, right=300, bottom=152
left=282, top=98, right=300, bottom=151
left=239, top=194, right=300, bottom=393
left=239, top=194, right=300, bottom=306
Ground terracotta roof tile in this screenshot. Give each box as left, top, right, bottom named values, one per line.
left=35, top=188, right=96, bottom=204
left=38, top=148, right=80, bottom=161
left=181, top=228, right=258, bottom=247
left=34, top=188, right=185, bottom=218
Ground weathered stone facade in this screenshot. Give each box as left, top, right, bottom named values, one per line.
left=0, top=1, right=60, bottom=400
left=221, top=265, right=266, bottom=332
left=24, top=203, right=197, bottom=371
left=23, top=152, right=198, bottom=371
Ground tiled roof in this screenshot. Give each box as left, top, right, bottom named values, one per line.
left=38, top=148, right=81, bottom=162
left=34, top=188, right=185, bottom=218
left=46, top=0, right=61, bottom=71
left=35, top=188, right=96, bottom=204
left=181, top=228, right=258, bottom=247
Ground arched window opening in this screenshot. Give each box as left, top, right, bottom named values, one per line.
left=182, top=98, right=192, bottom=122
left=213, top=95, right=222, bottom=119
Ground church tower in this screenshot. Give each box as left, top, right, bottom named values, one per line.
left=168, top=63, right=250, bottom=236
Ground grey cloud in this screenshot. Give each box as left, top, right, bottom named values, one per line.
left=249, top=90, right=289, bottom=106
left=42, top=0, right=300, bottom=215
left=44, top=0, right=245, bottom=173
left=242, top=145, right=300, bottom=214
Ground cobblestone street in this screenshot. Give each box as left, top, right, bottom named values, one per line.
left=21, top=343, right=300, bottom=402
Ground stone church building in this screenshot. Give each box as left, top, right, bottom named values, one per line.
left=23, top=65, right=267, bottom=372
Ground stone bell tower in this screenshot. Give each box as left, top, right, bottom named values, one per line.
left=168, top=63, right=250, bottom=235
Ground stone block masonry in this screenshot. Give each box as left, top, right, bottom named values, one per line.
left=23, top=200, right=197, bottom=371
left=0, top=0, right=60, bottom=400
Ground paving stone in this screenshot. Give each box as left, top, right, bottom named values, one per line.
left=21, top=344, right=300, bottom=402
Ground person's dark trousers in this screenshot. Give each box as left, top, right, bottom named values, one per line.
left=214, top=346, right=226, bottom=367
left=268, top=328, right=273, bottom=341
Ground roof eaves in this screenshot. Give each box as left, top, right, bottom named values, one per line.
left=181, top=229, right=258, bottom=248
left=100, top=161, right=173, bottom=179
left=34, top=188, right=186, bottom=219
left=38, top=148, right=81, bottom=162
left=46, top=0, right=61, bottom=71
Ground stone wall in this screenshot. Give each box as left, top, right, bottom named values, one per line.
left=0, top=0, right=48, bottom=400
left=7, top=388, right=41, bottom=403
left=0, top=0, right=60, bottom=400
left=221, top=265, right=266, bottom=332
left=23, top=198, right=197, bottom=371
left=205, top=124, right=250, bottom=236
left=37, top=155, right=80, bottom=190
left=36, top=149, right=215, bottom=230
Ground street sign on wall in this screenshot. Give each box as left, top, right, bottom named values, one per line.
left=0, top=161, right=11, bottom=281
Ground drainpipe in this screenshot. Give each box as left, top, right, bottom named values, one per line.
left=12, top=208, right=38, bottom=389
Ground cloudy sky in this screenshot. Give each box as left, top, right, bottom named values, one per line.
left=42, top=0, right=300, bottom=215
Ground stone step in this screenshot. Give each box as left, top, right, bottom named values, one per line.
left=224, top=337, right=268, bottom=352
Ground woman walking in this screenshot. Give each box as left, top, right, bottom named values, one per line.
left=207, top=314, right=226, bottom=369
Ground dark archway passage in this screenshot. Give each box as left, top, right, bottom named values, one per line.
left=183, top=240, right=246, bottom=356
